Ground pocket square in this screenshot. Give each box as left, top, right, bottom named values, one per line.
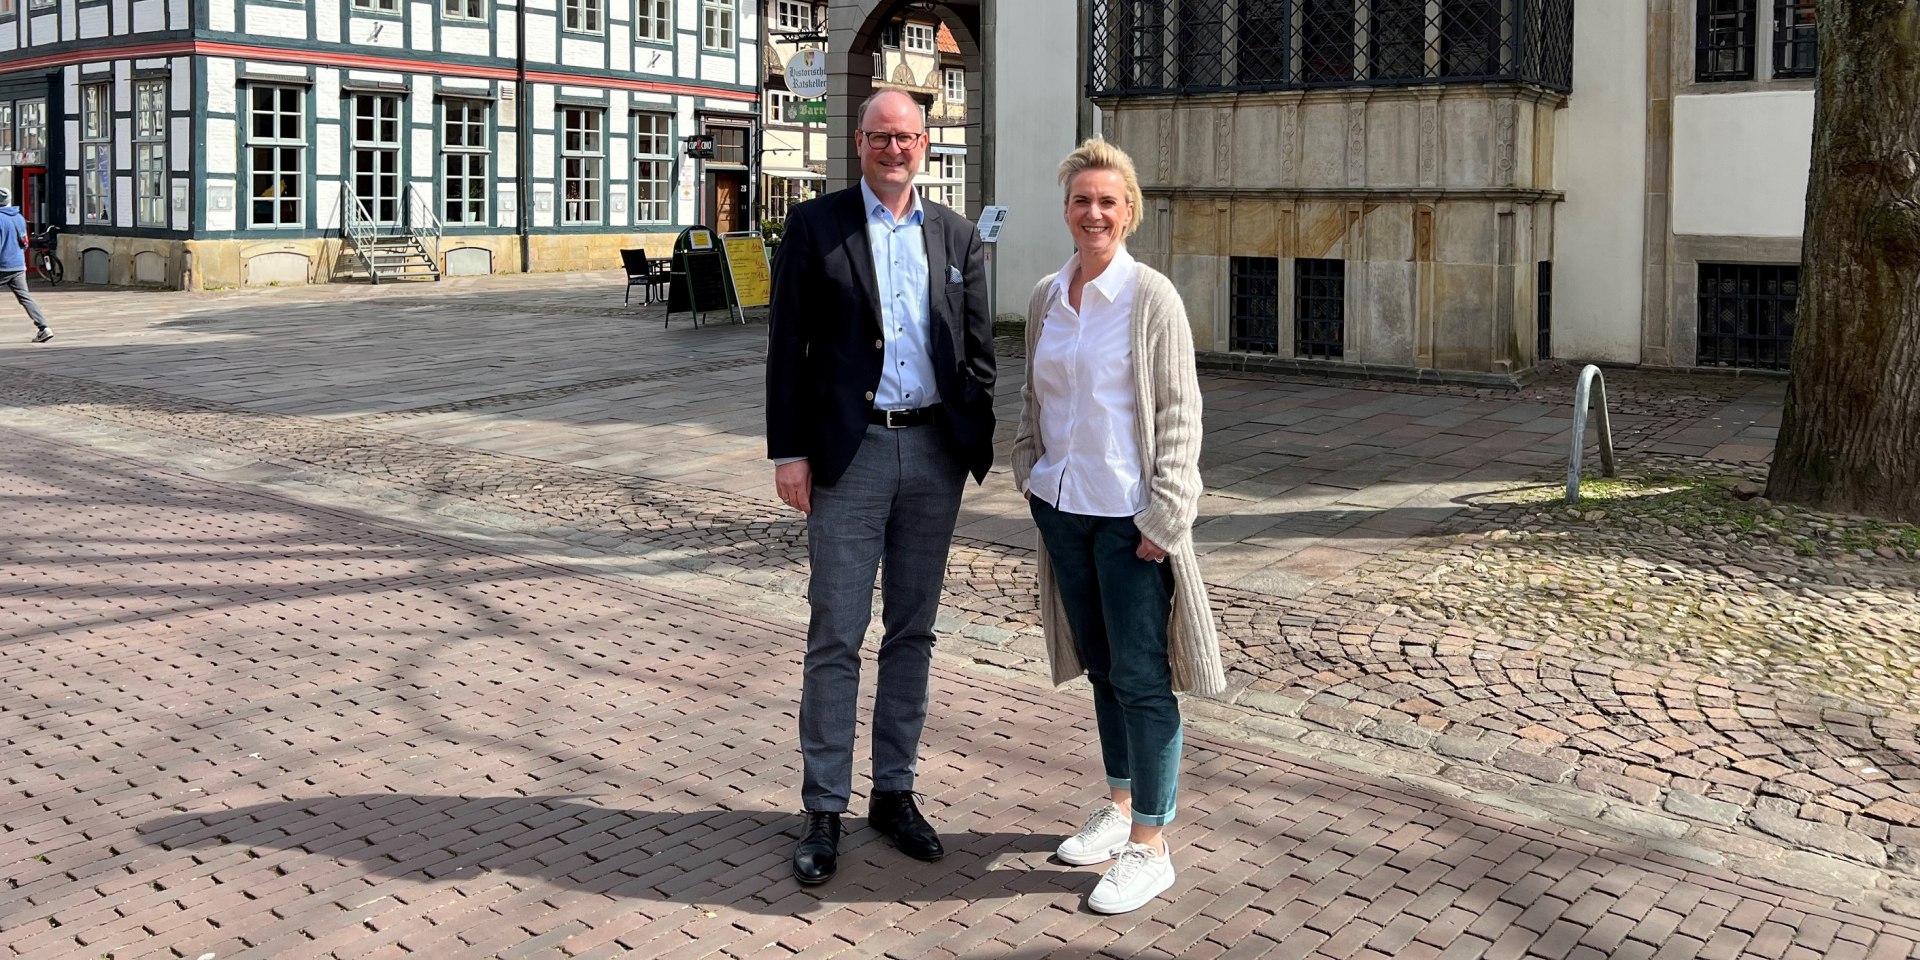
left=947, top=265, right=963, bottom=285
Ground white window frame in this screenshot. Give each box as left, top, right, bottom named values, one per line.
left=352, top=0, right=399, bottom=13
left=27, top=0, right=52, bottom=11
left=442, top=98, right=489, bottom=226
left=80, top=83, right=111, bottom=225
left=775, top=0, right=811, bottom=31
left=15, top=99, right=45, bottom=152
left=0, top=104, right=12, bottom=153
left=443, top=0, right=484, bottom=21
left=247, top=85, right=306, bottom=229
left=903, top=22, right=934, bottom=54
left=134, top=79, right=167, bottom=228
left=702, top=0, right=736, bottom=50
left=632, top=111, right=672, bottom=225
left=563, top=0, right=602, bottom=34
left=635, top=0, right=670, bottom=42
left=561, top=107, right=604, bottom=225
left=943, top=68, right=965, bottom=103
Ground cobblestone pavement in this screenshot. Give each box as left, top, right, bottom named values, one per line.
left=6, top=429, right=1920, bottom=960
left=2, top=279, right=1917, bottom=921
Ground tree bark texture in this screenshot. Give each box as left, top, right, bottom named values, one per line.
left=1767, top=0, right=1920, bottom=522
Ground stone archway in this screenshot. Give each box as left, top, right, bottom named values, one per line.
left=824, top=0, right=988, bottom=213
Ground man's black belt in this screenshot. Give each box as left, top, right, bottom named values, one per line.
left=869, top=405, right=940, bottom=428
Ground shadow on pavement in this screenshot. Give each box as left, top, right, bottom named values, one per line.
left=137, top=794, right=1081, bottom=911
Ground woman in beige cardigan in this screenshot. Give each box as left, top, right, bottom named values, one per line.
left=1011, top=138, right=1227, bottom=915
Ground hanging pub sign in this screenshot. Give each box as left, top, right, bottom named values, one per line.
left=682, top=133, right=716, bottom=160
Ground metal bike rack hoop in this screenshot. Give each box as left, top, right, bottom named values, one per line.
left=1566, top=364, right=1617, bottom=504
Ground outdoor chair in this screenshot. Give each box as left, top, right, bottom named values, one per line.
left=622, top=249, right=670, bottom=305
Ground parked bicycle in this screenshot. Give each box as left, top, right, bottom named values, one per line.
left=27, top=223, right=61, bottom=286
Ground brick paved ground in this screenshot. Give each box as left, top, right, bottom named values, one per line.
left=5, top=429, right=1920, bottom=960
left=1, top=278, right=1916, bottom=925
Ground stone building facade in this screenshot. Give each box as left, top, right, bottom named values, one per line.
left=1092, top=0, right=1820, bottom=380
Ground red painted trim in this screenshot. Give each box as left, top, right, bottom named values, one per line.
left=1, top=40, right=758, bottom=102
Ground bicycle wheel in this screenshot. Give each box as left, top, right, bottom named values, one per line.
left=37, top=251, right=61, bottom=286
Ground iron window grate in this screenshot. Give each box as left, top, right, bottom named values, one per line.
left=1537, top=261, right=1552, bottom=362
left=1230, top=256, right=1280, bottom=354
left=1089, top=0, right=1574, bottom=97
left=1697, top=263, right=1798, bottom=370
left=1772, top=0, right=1817, bottom=78
left=1697, top=0, right=1756, bottom=82
left=1295, top=258, right=1346, bottom=361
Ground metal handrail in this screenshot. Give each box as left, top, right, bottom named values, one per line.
left=341, top=182, right=381, bottom=282
left=1566, top=364, right=1617, bottom=504
left=406, top=185, right=442, bottom=274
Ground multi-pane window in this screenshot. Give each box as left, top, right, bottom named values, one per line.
left=0, top=104, right=13, bottom=152
left=1440, top=0, right=1503, bottom=77
left=444, top=0, right=483, bottom=21
left=636, top=0, right=670, bottom=42
left=1537, top=261, right=1553, bottom=362
left=1235, top=0, right=1288, bottom=85
left=708, top=126, right=747, bottom=165
left=1301, top=0, right=1355, bottom=83
left=16, top=99, right=44, bottom=151
left=248, top=86, right=304, bottom=227
left=28, top=0, right=51, bottom=11
left=775, top=0, right=810, bottom=31
left=766, top=92, right=794, bottom=124
left=1370, top=0, right=1426, bottom=82
left=1175, top=0, right=1225, bottom=88
left=353, top=0, right=399, bottom=13
left=1772, top=0, right=1817, bottom=78
left=1229, top=257, right=1280, bottom=354
left=702, top=0, right=735, bottom=49
left=1697, top=0, right=1756, bottom=82
left=937, top=153, right=963, bottom=208
left=351, top=94, right=402, bottom=225
left=80, top=83, right=111, bottom=224
left=944, top=68, right=965, bottom=103
left=882, top=20, right=901, bottom=47
left=442, top=99, right=488, bottom=225
left=633, top=112, right=672, bottom=224
left=135, top=80, right=167, bottom=227
left=1698, top=263, right=1798, bottom=369
left=766, top=177, right=813, bottom=221
left=564, top=0, right=602, bottom=33
left=1294, top=258, right=1346, bottom=360
left=903, top=22, right=934, bottom=53
left=561, top=107, right=603, bottom=225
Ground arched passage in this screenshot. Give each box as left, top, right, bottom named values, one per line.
left=824, top=0, right=987, bottom=214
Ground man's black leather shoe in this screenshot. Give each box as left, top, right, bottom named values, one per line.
left=792, top=811, right=841, bottom=885
left=870, top=790, right=945, bottom=862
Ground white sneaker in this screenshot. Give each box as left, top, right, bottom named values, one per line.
left=1056, top=804, right=1131, bottom=866
left=1087, top=841, right=1175, bottom=914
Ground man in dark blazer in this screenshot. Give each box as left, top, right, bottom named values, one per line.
left=765, top=89, right=996, bottom=886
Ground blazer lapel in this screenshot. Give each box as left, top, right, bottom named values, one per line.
left=923, top=206, right=961, bottom=364
left=836, top=188, right=884, bottom=332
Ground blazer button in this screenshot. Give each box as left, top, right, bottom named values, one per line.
left=874, top=339, right=883, bottom=349
left=865, top=391, right=875, bottom=401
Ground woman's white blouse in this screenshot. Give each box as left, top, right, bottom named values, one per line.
left=1026, top=246, right=1145, bottom=518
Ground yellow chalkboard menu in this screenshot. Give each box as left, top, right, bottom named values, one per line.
left=722, top=236, right=772, bottom=308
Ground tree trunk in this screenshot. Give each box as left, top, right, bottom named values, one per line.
left=1767, top=0, right=1920, bottom=522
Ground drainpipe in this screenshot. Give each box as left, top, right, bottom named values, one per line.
left=517, top=0, right=532, bottom=272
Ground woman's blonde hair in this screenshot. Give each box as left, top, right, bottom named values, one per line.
left=1057, top=137, right=1144, bottom=240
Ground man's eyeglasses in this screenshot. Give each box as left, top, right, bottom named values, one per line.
left=859, top=131, right=925, bottom=150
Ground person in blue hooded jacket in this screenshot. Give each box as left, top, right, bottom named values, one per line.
left=0, top=188, right=52, bottom=343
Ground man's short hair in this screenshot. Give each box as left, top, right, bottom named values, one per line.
left=855, top=89, right=924, bottom=132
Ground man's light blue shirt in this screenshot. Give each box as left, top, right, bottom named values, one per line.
left=861, top=178, right=940, bottom=410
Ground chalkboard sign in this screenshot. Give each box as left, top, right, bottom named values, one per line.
left=666, top=226, right=741, bottom=326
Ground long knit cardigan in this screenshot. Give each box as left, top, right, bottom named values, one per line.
left=1010, top=262, right=1229, bottom=698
